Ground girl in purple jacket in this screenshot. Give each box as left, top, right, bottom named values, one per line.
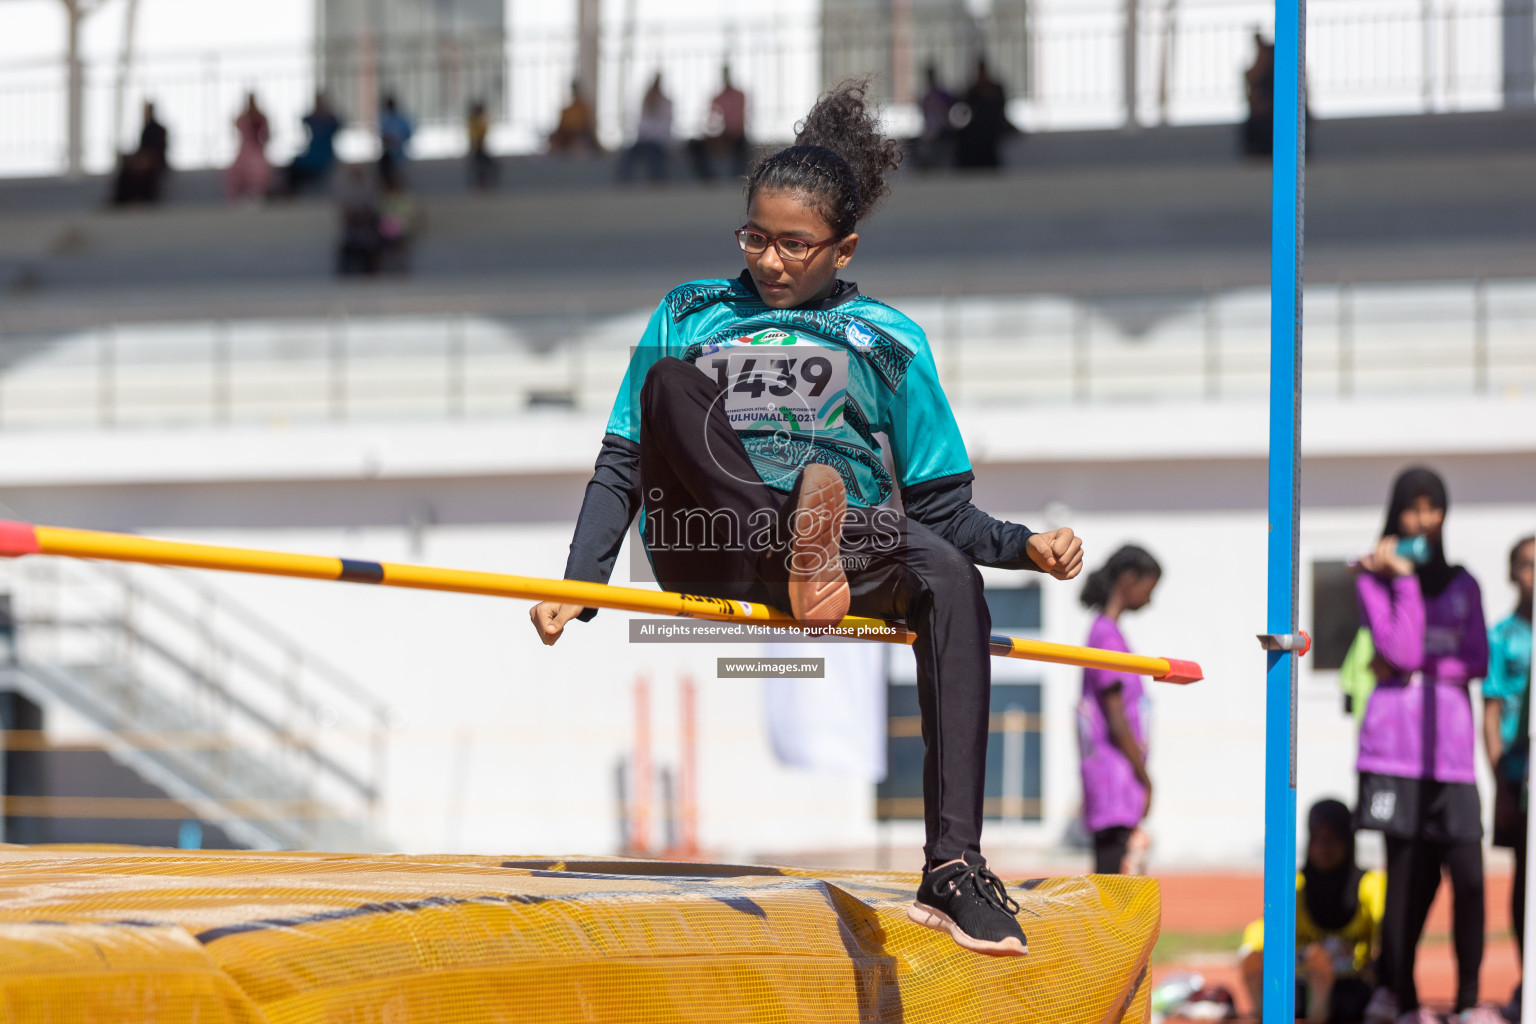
left=1077, top=544, right=1161, bottom=875
left=1354, top=467, right=1496, bottom=1024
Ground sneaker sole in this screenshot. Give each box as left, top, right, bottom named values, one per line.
left=787, top=465, right=849, bottom=628
left=907, top=901, right=1028, bottom=958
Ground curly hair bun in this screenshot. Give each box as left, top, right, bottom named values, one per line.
left=745, top=78, right=903, bottom=237
left=794, top=78, right=903, bottom=224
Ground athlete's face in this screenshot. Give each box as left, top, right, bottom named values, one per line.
left=1397, top=494, right=1445, bottom=544
left=742, top=190, right=859, bottom=309
left=1307, top=823, right=1348, bottom=873
left=1117, top=571, right=1159, bottom=613
left=1513, top=539, right=1534, bottom=601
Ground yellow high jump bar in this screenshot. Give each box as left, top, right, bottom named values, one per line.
left=0, top=520, right=1202, bottom=683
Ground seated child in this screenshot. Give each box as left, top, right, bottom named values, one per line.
left=1240, top=799, right=1385, bottom=1023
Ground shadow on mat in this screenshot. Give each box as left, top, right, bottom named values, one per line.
left=503, top=858, right=788, bottom=877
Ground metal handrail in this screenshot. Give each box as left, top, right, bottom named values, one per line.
left=122, top=564, right=389, bottom=720
left=84, top=560, right=387, bottom=737
left=0, top=1, right=1528, bottom=177
left=7, top=555, right=389, bottom=845
left=0, top=276, right=1529, bottom=432
left=24, top=612, right=378, bottom=802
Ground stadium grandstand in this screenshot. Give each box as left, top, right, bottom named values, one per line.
left=0, top=0, right=1532, bottom=1017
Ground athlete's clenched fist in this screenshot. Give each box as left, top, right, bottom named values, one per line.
left=1026, top=528, right=1084, bottom=581
left=529, top=601, right=586, bottom=646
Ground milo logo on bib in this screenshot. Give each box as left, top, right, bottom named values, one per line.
left=737, top=328, right=796, bottom=346
left=694, top=332, right=848, bottom=434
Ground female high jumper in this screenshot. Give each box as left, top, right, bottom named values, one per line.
left=530, top=80, right=1084, bottom=958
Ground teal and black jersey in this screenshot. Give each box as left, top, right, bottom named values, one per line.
left=605, top=273, right=972, bottom=508
left=565, top=273, right=1040, bottom=599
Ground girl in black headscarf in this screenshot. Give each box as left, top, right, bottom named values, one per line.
left=1379, top=467, right=1458, bottom=599
left=1354, top=466, right=1494, bottom=1024
left=1241, top=798, right=1384, bottom=1023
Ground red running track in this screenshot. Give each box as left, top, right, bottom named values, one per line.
left=1153, top=871, right=1523, bottom=1018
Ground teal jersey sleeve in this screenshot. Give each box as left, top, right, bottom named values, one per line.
left=604, top=300, right=672, bottom=443
left=1485, top=616, right=1531, bottom=700
left=1487, top=622, right=1513, bottom=699
left=1486, top=615, right=1533, bottom=754
left=886, top=327, right=972, bottom=489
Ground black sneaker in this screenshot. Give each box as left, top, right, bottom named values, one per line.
left=907, top=860, right=1028, bottom=957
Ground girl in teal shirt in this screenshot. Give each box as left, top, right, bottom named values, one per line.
left=1485, top=534, right=1534, bottom=1014
left=529, top=81, right=1084, bottom=958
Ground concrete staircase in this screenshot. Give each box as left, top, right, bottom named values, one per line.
left=0, top=558, right=389, bottom=850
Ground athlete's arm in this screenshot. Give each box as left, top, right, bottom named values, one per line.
left=1355, top=567, right=1425, bottom=673
left=1485, top=623, right=1515, bottom=767
left=887, top=331, right=1081, bottom=578
left=564, top=433, right=642, bottom=589
left=901, top=472, right=1082, bottom=579
left=535, top=297, right=681, bottom=644
left=1100, top=685, right=1152, bottom=817
left=1483, top=694, right=1505, bottom=770
left=532, top=434, right=642, bottom=644
left=901, top=472, right=1032, bottom=567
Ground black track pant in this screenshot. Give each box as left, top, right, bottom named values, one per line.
left=1093, top=826, right=1133, bottom=874
left=1377, top=836, right=1485, bottom=1012
left=638, top=357, right=993, bottom=866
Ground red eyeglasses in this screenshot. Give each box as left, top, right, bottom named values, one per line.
left=735, top=228, right=838, bottom=262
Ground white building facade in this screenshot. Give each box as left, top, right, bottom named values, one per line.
left=1, top=379, right=1529, bottom=869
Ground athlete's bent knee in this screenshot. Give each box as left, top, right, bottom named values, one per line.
left=641, top=357, right=707, bottom=403
left=915, top=542, right=985, bottom=605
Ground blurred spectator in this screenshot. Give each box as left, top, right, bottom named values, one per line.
left=335, top=165, right=381, bottom=276
left=687, top=65, right=748, bottom=181
left=1340, top=605, right=1379, bottom=724
left=1242, top=32, right=1276, bottom=157
left=377, top=174, right=420, bottom=274
left=1352, top=467, right=1496, bottom=1024
left=111, top=101, right=169, bottom=206
left=913, top=64, right=956, bottom=171
left=619, top=74, right=673, bottom=184
left=225, top=93, right=272, bottom=202
left=548, top=80, right=600, bottom=157
left=953, top=58, right=1015, bottom=170
left=378, top=94, right=414, bottom=185
left=284, top=93, right=342, bottom=197
left=0, top=593, right=15, bottom=664
left=467, top=99, right=498, bottom=191
left=1485, top=534, right=1533, bottom=1018
left=1077, top=544, right=1160, bottom=875
left=1242, top=32, right=1312, bottom=160
left=1239, top=799, right=1384, bottom=1024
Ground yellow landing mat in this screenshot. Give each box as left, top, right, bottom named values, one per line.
left=0, top=847, right=1159, bottom=1023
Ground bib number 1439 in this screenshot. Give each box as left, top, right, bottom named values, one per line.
left=695, top=344, right=847, bottom=433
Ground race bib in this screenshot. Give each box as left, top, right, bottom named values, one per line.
left=694, top=330, right=848, bottom=435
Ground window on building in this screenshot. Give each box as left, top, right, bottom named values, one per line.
left=878, top=583, right=1045, bottom=822
left=984, top=582, right=1042, bottom=633
left=1311, top=560, right=1361, bottom=670
left=877, top=681, right=1043, bottom=823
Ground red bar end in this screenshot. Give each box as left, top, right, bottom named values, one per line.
left=1157, top=658, right=1204, bottom=684
left=0, top=521, right=39, bottom=558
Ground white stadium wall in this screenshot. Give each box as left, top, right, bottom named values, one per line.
left=0, top=394, right=1530, bottom=867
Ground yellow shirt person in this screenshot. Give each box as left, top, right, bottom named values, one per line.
left=1240, top=868, right=1386, bottom=977
left=1240, top=799, right=1384, bottom=1024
